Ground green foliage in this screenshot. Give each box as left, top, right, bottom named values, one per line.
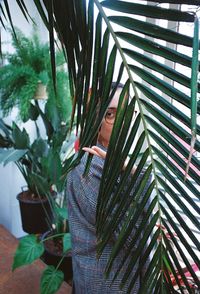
left=0, top=27, right=71, bottom=123
left=2, top=0, right=200, bottom=293
left=12, top=122, right=30, bottom=149
left=13, top=236, right=66, bottom=294
left=46, top=70, right=71, bottom=130
left=63, top=233, right=71, bottom=253
left=0, top=117, right=69, bottom=196
left=34, top=1, right=199, bottom=292
left=0, top=15, right=74, bottom=294
left=12, top=235, right=44, bottom=271
left=0, top=27, right=73, bottom=196
left=0, top=148, right=27, bottom=165
left=40, top=266, right=64, bottom=294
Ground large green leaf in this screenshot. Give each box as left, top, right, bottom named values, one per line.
left=40, top=266, right=64, bottom=294
left=12, top=235, right=44, bottom=271
left=102, top=1, right=195, bottom=22
left=0, top=148, right=27, bottom=165
left=12, top=122, right=30, bottom=149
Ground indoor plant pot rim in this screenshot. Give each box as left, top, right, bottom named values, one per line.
left=17, top=190, right=56, bottom=204
left=41, top=230, right=71, bottom=258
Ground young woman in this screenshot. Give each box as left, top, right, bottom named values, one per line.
left=66, top=85, right=151, bottom=293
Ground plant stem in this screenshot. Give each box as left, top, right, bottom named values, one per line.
left=41, top=233, right=66, bottom=243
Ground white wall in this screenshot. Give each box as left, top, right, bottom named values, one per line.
left=0, top=1, right=48, bottom=238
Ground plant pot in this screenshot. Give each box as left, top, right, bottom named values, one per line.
left=34, top=81, right=48, bottom=100
left=41, top=231, right=73, bottom=284
left=17, top=190, right=54, bottom=234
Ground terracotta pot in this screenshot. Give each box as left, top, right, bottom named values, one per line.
left=17, top=190, right=54, bottom=234
left=41, top=231, right=73, bottom=283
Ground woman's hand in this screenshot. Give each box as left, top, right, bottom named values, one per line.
left=82, top=146, right=106, bottom=159
left=82, top=146, right=136, bottom=174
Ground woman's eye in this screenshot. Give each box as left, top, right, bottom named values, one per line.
left=107, top=111, right=114, bottom=118
left=105, top=108, right=117, bottom=124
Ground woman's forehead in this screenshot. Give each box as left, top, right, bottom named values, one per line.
left=108, top=88, right=122, bottom=108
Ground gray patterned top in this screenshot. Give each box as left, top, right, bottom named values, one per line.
left=66, top=150, right=151, bottom=294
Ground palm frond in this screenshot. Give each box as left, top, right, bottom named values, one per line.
left=2, top=0, right=200, bottom=292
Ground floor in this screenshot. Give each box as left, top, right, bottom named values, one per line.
left=0, top=225, right=72, bottom=294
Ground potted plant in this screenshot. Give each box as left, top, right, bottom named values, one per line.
left=40, top=197, right=73, bottom=284
left=0, top=109, right=70, bottom=234
left=0, top=106, right=74, bottom=291
left=0, top=25, right=74, bottom=293
left=0, top=27, right=72, bottom=234
left=0, top=27, right=70, bottom=123
left=12, top=197, right=73, bottom=293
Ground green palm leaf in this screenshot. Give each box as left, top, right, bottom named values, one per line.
left=2, top=0, right=200, bottom=292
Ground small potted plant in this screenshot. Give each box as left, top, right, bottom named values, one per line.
left=0, top=26, right=71, bottom=123
left=12, top=193, right=73, bottom=294
left=0, top=105, right=70, bottom=234
left=41, top=197, right=73, bottom=284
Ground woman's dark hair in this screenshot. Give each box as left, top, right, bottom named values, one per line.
left=111, top=82, right=131, bottom=99
left=111, top=82, right=124, bottom=89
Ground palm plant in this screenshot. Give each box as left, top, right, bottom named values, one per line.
left=1, top=1, right=200, bottom=293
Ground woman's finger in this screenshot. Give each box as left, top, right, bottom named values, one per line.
left=82, top=146, right=106, bottom=159
left=91, top=146, right=106, bottom=159
left=82, top=147, right=99, bottom=156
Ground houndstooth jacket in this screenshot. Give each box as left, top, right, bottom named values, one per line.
left=66, top=146, right=151, bottom=294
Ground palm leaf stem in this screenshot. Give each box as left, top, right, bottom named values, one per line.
left=185, top=16, right=199, bottom=181
left=94, top=0, right=163, bottom=240
left=191, top=16, right=199, bottom=133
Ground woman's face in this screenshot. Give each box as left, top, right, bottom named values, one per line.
left=98, top=88, right=122, bottom=147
